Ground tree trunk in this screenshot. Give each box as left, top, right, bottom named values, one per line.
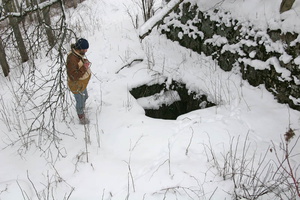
left=64, top=0, right=78, bottom=8
left=0, top=37, right=10, bottom=77
left=32, top=0, right=43, bottom=23
left=73, top=0, right=78, bottom=8
left=26, top=0, right=34, bottom=22
left=13, top=0, right=19, bottom=12
left=3, top=0, right=29, bottom=63
left=41, top=0, right=56, bottom=47
left=280, top=0, right=296, bottom=13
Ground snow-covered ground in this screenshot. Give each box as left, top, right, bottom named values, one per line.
left=0, top=0, right=299, bottom=199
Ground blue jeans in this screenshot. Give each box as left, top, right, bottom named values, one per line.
left=74, top=89, right=88, bottom=115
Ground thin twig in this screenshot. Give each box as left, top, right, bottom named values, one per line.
left=116, top=58, right=143, bottom=74
left=185, top=127, right=194, bottom=156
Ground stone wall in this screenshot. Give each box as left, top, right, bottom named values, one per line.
left=159, top=2, right=300, bottom=111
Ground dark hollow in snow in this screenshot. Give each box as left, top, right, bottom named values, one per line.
left=130, top=80, right=215, bottom=120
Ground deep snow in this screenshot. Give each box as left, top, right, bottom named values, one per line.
left=0, top=0, right=299, bottom=199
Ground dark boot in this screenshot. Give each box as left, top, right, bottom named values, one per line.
left=78, top=113, right=89, bottom=125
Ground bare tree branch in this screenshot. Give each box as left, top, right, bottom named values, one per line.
left=139, top=0, right=183, bottom=39
left=0, top=0, right=60, bottom=21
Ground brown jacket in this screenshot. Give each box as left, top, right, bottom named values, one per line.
left=66, top=49, right=91, bottom=94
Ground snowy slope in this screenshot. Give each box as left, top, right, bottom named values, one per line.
left=0, top=0, right=299, bottom=199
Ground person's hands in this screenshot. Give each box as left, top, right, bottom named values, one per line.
left=83, top=60, right=90, bottom=69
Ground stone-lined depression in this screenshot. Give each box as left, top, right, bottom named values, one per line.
left=130, top=80, right=215, bottom=120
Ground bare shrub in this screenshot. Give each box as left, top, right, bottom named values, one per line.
left=204, top=131, right=300, bottom=199
left=131, top=0, right=156, bottom=23
left=17, top=170, right=74, bottom=200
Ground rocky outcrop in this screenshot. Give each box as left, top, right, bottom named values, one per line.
left=159, top=2, right=300, bottom=111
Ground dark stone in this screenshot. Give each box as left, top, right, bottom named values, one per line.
left=130, top=83, right=166, bottom=98
left=158, top=2, right=300, bottom=111
left=241, top=64, right=268, bottom=86
left=217, top=51, right=239, bottom=71
left=268, top=29, right=282, bottom=42
left=280, top=0, right=296, bottom=13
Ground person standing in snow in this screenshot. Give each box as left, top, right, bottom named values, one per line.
left=66, top=38, right=91, bottom=124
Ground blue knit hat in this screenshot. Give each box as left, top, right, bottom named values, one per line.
left=75, top=38, right=89, bottom=50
